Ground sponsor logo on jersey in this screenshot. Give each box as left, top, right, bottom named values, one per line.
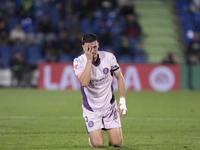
left=74, top=64, right=78, bottom=69
left=90, top=75, right=108, bottom=85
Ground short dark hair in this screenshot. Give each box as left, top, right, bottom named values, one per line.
left=81, top=33, right=98, bottom=45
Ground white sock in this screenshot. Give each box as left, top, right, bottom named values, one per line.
left=88, top=137, right=93, bottom=147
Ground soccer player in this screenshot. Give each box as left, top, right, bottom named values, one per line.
left=73, top=33, right=127, bottom=148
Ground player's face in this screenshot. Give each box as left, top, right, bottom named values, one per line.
left=84, top=41, right=99, bottom=61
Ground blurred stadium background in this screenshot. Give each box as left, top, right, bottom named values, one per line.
left=0, top=0, right=200, bottom=90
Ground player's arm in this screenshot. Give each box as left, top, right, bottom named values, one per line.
left=77, top=46, right=93, bottom=87
left=114, top=70, right=127, bottom=118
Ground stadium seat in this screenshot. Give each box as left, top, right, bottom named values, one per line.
left=129, top=37, right=138, bottom=55
left=47, top=6, right=60, bottom=28
left=0, top=45, right=12, bottom=68
left=194, top=12, right=200, bottom=33
left=80, top=19, right=93, bottom=35
left=15, top=0, right=23, bottom=9
left=11, top=45, right=27, bottom=59
left=33, top=0, right=46, bottom=27
left=58, top=54, right=72, bottom=62
left=27, top=45, right=42, bottom=66
left=118, top=55, right=132, bottom=63
left=7, top=16, right=19, bottom=32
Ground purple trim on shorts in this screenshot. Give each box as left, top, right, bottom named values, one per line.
left=110, top=84, right=115, bottom=104
left=85, top=124, right=89, bottom=134
left=80, top=85, right=93, bottom=112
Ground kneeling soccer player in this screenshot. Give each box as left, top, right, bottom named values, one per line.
left=73, top=33, right=127, bottom=148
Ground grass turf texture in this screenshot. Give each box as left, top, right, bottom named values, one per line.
left=0, top=89, right=200, bottom=150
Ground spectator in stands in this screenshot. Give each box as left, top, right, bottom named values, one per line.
left=54, top=20, right=67, bottom=36
left=119, top=0, right=136, bottom=17
left=75, top=0, right=97, bottom=19
left=119, top=34, right=132, bottom=56
left=68, top=13, right=82, bottom=37
left=9, top=23, right=26, bottom=44
left=117, top=0, right=130, bottom=7
left=187, top=32, right=200, bottom=54
left=5, top=0, right=16, bottom=13
left=100, top=0, right=114, bottom=11
left=101, top=0, right=117, bottom=9
left=10, top=51, right=34, bottom=87
left=134, top=41, right=147, bottom=63
left=56, top=31, right=73, bottom=56
left=162, top=53, right=176, bottom=65
left=38, top=14, right=54, bottom=35
left=187, top=54, right=199, bottom=65
left=0, top=20, right=8, bottom=35
left=60, top=0, right=74, bottom=20
left=46, top=53, right=57, bottom=63
left=190, top=0, right=200, bottom=12
left=0, top=31, right=9, bottom=45
left=111, top=19, right=123, bottom=38
left=125, top=14, right=141, bottom=38
left=42, top=34, right=57, bottom=62
left=97, top=19, right=112, bottom=47
left=18, top=0, right=33, bottom=20
left=187, top=32, right=200, bottom=64
left=70, top=33, right=83, bottom=58
left=0, top=21, right=9, bottom=45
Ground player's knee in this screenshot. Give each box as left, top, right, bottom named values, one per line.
left=91, top=139, right=104, bottom=148
left=92, top=142, right=104, bottom=148
left=110, top=139, right=123, bottom=147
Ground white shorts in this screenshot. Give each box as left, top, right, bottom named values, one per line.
left=82, top=101, right=121, bottom=133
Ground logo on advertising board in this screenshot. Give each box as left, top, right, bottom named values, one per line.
left=149, top=66, right=175, bottom=91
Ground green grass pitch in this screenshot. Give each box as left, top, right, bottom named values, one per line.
left=0, top=89, right=200, bottom=150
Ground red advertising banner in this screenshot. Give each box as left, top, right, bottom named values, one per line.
left=38, top=63, right=180, bottom=91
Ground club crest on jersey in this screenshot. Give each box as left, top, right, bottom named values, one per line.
left=103, top=68, right=109, bottom=74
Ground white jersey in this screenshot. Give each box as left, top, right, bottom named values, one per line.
left=73, top=51, right=120, bottom=112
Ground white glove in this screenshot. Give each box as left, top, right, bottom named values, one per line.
left=119, top=97, right=127, bottom=115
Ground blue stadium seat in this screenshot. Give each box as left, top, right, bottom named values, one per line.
left=134, top=51, right=147, bottom=64
left=7, top=16, right=19, bottom=32
left=80, top=19, right=93, bottom=35
left=47, top=6, right=60, bottom=28
left=194, top=12, right=200, bottom=33
left=27, top=45, right=42, bottom=66
left=58, top=54, right=72, bottom=62
left=11, top=45, right=27, bottom=59
left=118, top=55, right=132, bottom=63
left=33, top=1, right=46, bottom=27
left=0, top=45, right=12, bottom=68
left=15, top=0, right=23, bottom=9
left=21, top=18, right=35, bottom=33
left=129, top=37, right=138, bottom=55
left=71, top=0, right=81, bottom=5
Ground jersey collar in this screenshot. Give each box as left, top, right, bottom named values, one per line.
left=92, top=54, right=100, bottom=66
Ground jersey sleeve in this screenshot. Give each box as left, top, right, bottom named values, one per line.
left=73, top=57, right=85, bottom=76
left=110, top=53, right=120, bottom=73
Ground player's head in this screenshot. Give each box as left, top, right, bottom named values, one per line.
left=81, top=33, right=99, bottom=61
left=81, top=33, right=98, bottom=45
